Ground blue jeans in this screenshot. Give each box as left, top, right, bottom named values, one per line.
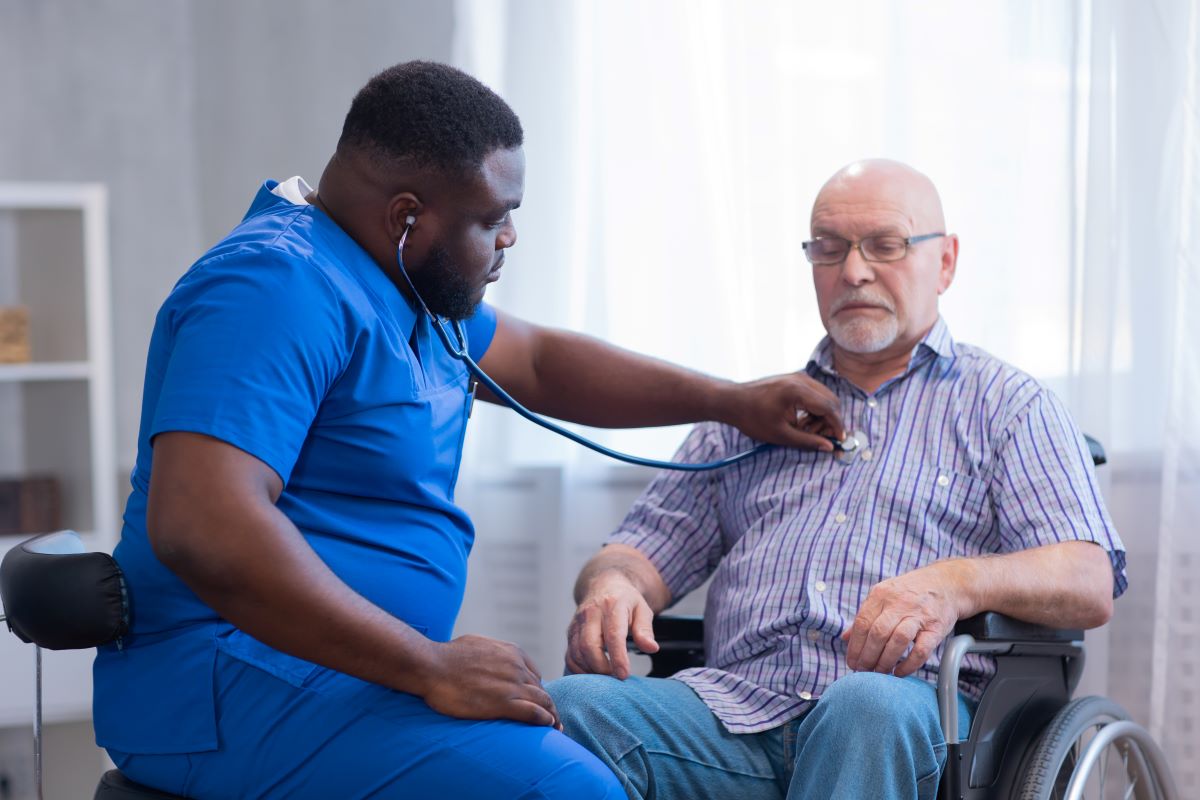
left=547, top=672, right=973, bottom=800
left=107, top=649, right=624, bottom=800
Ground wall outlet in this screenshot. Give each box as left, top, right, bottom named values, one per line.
left=0, top=727, right=35, bottom=800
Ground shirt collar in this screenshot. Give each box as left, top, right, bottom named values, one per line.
left=807, top=315, right=957, bottom=380
left=246, top=180, right=422, bottom=341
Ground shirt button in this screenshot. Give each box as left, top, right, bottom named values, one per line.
left=807, top=629, right=820, bottom=642
left=815, top=580, right=828, bottom=592
left=861, top=449, right=873, bottom=461
left=867, top=399, right=878, bottom=408
left=800, top=691, right=813, bottom=700
left=834, top=512, right=847, bottom=524
left=937, top=474, right=950, bottom=487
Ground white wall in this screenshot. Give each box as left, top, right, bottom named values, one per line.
left=0, top=0, right=455, bottom=477
left=0, top=3, right=455, bottom=794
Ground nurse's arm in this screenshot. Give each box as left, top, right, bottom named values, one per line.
left=146, top=431, right=560, bottom=728
left=475, top=309, right=845, bottom=449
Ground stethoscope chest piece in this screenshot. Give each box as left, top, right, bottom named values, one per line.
left=834, top=430, right=868, bottom=463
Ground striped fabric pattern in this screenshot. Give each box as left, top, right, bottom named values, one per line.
left=609, top=317, right=1127, bottom=734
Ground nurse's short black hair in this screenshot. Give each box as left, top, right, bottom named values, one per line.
left=337, top=61, right=523, bottom=175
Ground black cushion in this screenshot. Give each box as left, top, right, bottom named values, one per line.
left=649, top=614, right=704, bottom=647
left=0, top=530, right=128, bottom=650
left=953, top=611, right=1082, bottom=643
left=94, top=769, right=189, bottom=800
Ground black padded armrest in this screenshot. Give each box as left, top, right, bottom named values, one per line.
left=650, top=614, right=704, bottom=647
left=651, top=612, right=1082, bottom=654
left=0, top=531, right=129, bottom=650
left=953, top=611, right=1082, bottom=643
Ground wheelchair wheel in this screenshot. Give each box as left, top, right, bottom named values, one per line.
left=1015, top=695, right=1163, bottom=800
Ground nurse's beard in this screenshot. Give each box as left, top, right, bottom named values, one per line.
left=410, top=244, right=481, bottom=321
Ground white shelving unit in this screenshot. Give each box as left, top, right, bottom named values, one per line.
left=0, top=182, right=116, bottom=729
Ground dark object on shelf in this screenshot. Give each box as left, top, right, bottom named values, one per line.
left=0, top=476, right=62, bottom=535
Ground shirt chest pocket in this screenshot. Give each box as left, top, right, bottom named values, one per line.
left=874, top=462, right=993, bottom=571
left=295, top=370, right=471, bottom=499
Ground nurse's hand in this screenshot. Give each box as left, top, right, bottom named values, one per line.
left=420, top=634, right=561, bottom=729
left=718, top=372, right=844, bottom=451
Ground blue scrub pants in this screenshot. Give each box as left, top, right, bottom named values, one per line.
left=547, top=672, right=974, bottom=800
left=107, top=650, right=625, bottom=799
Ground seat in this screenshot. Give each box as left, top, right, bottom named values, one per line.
left=0, top=531, right=189, bottom=800
left=636, top=436, right=1179, bottom=798
left=94, top=769, right=186, bottom=800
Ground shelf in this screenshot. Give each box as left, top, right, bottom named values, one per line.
left=0, top=182, right=104, bottom=210
left=0, top=362, right=91, bottom=382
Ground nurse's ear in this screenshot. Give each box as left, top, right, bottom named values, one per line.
left=386, top=193, right=423, bottom=245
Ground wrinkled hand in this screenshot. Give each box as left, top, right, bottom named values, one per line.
left=842, top=563, right=967, bottom=676
left=565, top=574, right=657, bottom=680
left=421, top=634, right=560, bottom=728
left=722, top=372, right=845, bottom=452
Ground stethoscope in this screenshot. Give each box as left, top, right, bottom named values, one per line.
left=393, top=219, right=858, bottom=471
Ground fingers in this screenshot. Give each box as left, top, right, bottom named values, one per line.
left=871, top=617, right=922, bottom=673
left=629, top=600, right=659, bottom=654
left=781, top=428, right=837, bottom=453
left=792, top=375, right=845, bottom=439
left=570, top=605, right=613, bottom=676
left=844, top=598, right=880, bottom=668
left=851, top=616, right=894, bottom=671
left=847, top=613, right=910, bottom=673
left=601, top=600, right=633, bottom=679
left=508, top=698, right=557, bottom=728
left=517, top=681, right=560, bottom=727
left=895, top=630, right=942, bottom=677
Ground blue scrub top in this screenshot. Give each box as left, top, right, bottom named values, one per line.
left=94, top=181, right=498, bottom=754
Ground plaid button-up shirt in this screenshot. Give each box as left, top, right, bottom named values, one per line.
left=610, top=318, right=1126, bottom=734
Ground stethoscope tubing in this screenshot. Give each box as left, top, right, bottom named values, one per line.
left=394, top=230, right=774, bottom=472
left=438, top=316, right=776, bottom=471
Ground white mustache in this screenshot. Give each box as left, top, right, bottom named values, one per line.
left=832, top=292, right=895, bottom=315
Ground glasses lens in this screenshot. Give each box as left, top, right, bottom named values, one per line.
left=862, top=236, right=907, bottom=262
left=806, top=237, right=850, bottom=264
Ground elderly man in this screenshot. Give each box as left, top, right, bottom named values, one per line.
left=547, top=160, right=1126, bottom=800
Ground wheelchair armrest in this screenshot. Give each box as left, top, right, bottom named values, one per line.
left=649, top=614, right=704, bottom=648
left=629, top=614, right=705, bottom=677
left=953, top=611, right=1082, bottom=643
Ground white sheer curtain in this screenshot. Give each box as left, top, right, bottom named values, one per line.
left=1071, top=0, right=1200, bottom=788
left=453, top=0, right=1198, bottom=785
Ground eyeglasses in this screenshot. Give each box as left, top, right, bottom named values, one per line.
left=802, top=232, right=946, bottom=265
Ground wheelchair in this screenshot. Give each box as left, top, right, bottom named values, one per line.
left=640, top=435, right=1178, bottom=799
left=642, top=611, right=1177, bottom=799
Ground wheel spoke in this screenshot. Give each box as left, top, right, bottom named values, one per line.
left=1099, top=733, right=1110, bottom=799
left=1121, top=744, right=1138, bottom=800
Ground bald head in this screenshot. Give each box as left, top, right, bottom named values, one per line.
left=807, top=159, right=958, bottom=380
left=812, top=159, right=945, bottom=235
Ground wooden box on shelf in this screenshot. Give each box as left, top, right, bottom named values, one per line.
left=0, top=475, right=62, bottom=535
left=0, top=306, right=31, bottom=363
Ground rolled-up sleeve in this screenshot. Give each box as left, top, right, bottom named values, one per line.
left=608, top=423, right=728, bottom=603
